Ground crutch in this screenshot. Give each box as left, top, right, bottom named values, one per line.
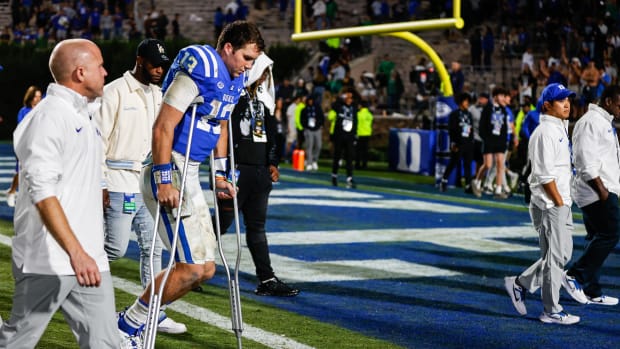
left=211, top=111, right=244, bottom=348
left=143, top=96, right=203, bottom=349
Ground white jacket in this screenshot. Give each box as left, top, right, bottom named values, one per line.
left=528, top=114, right=573, bottom=209
left=13, top=83, right=109, bottom=275
left=571, top=103, right=620, bottom=207
left=96, top=71, right=162, bottom=192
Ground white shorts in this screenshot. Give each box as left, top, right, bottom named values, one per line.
left=141, top=151, right=217, bottom=264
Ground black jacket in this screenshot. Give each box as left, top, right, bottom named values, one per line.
left=229, top=94, right=279, bottom=167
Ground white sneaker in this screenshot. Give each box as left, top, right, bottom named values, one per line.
left=561, top=271, right=588, bottom=304
left=158, top=316, right=187, bottom=334
left=312, top=162, right=318, bottom=170
left=471, top=179, right=482, bottom=197
left=6, top=192, right=15, bottom=207
left=118, top=329, right=143, bottom=349
left=504, top=276, right=527, bottom=315
left=539, top=311, right=580, bottom=325
left=586, top=295, right=619, bottom=306
left=508, top=171, right=519, bottom=189
left=306, top=164, right=313, bottom=171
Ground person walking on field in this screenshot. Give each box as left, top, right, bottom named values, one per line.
left=504, top=83, right=581, bottom=325
left=116, top=21, right=264, bottom=347
left=563, top=85, right=620, bottom=306
left=329, top=89, right=358, bottom=188
left=96, top=38, right=186, bottom=334
left=0, top=38, right=119, bottom=348
left=439, top=92, right=474, bottom=193
left=215, top=53, right=300, bottom=297
left=472, top=87, right=509, bottom=199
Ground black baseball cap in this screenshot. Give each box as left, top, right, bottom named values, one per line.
left=137, top=39, right=170, bottom=67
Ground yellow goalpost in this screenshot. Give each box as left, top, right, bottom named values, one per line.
left=290, top=0, right=464, bottom=97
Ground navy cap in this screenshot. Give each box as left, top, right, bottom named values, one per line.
left=538, top=83, right=575, bottom=106
left=137, top=39, right=170, bottom=67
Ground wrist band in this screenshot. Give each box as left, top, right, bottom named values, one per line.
left=215, top=170, right=227, bottom=182
left=152, top=163, right=172, bottom=184
left=214, top=157, right=228, bottom=172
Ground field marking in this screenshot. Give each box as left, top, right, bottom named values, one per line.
left=0, top=234, right=314, bottom=349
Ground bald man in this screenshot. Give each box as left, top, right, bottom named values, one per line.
left=0, top=39, right=119, bottom=348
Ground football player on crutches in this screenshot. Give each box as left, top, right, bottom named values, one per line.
left=143, top=97, right=203, bottom=349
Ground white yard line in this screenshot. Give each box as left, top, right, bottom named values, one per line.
left=0, top=234, right=314, bottom=349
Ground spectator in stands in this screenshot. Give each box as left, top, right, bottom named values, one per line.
left=546, top=59, right=567, bottom=86
left=603, top=57, right=617, bottom=85
left=172, top=13, right=181, bottom=40
left=326, top=0, right=338, bottom=28
left=276, top=78, right=295, bottom=110
left=518, top=63, right=536, bottom=105
left=312, top=65, right=328, bottom=108
left=581, top=60, right=602, bottom=106
left=279, top=0, right=288, bottom=20
left=312, top=0, right=326, bottom=30
left=154, top=9, right=168, bottom=41
left=100, top=8, right=113, bottom=40
left=113, top=5, right=124, bottom=39
left=358, top=71, right=377, bottom=108
left=470, top=27, right=483, bottom=71
left=376, top=53, right=395, bottom=103
left=386, top=70, right=404, bottom=114
left=482, top=25, right=495, bottom=71
left=449, top=61, right=464, bottom=96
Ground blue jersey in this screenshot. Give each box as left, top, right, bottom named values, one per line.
left=162, top=44, right=247, bottom=162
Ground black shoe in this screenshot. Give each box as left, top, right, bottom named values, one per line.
left=255, top=277, right=300, bottom=297
left=439, top=179, right=447, bottom=192
left=331, top=176, right=338, bottom=186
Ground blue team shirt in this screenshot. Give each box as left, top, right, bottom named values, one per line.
left=17, top=106, right=32, bottom=124
left=162, top=45, right=247, bottom=162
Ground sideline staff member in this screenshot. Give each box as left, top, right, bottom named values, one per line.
left=0, top=39, right=118, bottom=348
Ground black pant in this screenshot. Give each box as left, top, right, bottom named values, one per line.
left=442, top=142, right=473, bottom=186
left=332, top=136, right=355, bottom=177
left=568, top=193, right=620, bottom=297
left=355, top=136, right=370, bottom=169
left=215, top=164, right=274, bottom=282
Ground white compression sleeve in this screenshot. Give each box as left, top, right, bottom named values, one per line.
left=162, top=71, right=200, bottom=113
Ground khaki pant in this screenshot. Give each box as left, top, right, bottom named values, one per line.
left=518, top=205, right=574, bottom=313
